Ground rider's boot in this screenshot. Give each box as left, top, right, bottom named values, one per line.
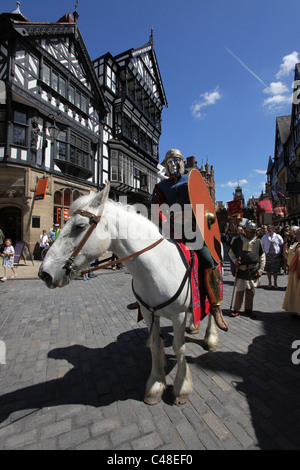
left=127, top=301, right=139, bottom=310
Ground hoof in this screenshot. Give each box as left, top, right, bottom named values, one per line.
left=188, top=327, right=200, bottom=335
left=144, top=395, right=162, bottom=406
left=173, top=394, right=189, bottom=405
left=208, top=345, right=217, bottom=352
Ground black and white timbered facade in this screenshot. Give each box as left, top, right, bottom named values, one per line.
left=93, top=31, right=167, bottom=204
left=0, top=6, right=167, bottom=255
left=0, top=7, right=109, bottom=253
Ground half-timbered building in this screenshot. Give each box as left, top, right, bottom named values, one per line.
left=93, top=30, right=168, bottom=205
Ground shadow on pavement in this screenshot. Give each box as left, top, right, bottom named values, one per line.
left=187, top=311, right=300, bottom=449
left=0, top=314, right=300, bottom=450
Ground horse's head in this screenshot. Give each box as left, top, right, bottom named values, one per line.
left=39, top=184, right=111, bottom=288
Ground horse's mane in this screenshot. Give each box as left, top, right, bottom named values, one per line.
left=69, top=192, right=97, bottom=213
left=69, top=192, right=159, bottom=236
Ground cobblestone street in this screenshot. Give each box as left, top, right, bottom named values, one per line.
left=0, top=257, right=300, bottom=450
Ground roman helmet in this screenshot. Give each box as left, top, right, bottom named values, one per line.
left=163, top=149, right=185, bottom=177
left=244, top=220, right=257, bottom=238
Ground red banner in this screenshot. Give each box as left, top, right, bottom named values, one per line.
left=256, top=200, right=272, bottom=214
left=227, top=199, right=242, bottom=216
left=34, top=178, right=48, bottom=201
left=273, top=206, right=288, bottom=217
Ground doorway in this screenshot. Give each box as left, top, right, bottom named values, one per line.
left=0, top=206, right=22, bottom=246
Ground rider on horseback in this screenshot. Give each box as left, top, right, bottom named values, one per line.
left=128, top=148, right=228, bottom=333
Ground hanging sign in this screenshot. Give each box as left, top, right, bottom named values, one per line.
left=34, top=178, right=48, bottom=200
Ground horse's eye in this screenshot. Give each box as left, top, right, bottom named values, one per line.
left=76, top=222, right=88, bottom=231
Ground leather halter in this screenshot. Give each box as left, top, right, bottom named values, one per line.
left=63, top=208, right=165, bottom=274
left=64, top=209, right=102, bottom=272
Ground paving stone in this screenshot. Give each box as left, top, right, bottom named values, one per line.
left=0, top=259, right=299, bottom=450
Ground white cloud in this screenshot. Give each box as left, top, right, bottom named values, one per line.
left=263, top=80, right=292, bottom=110
left=263, top=81, right=289, bottom=96
left=276, top=51, right=300, bottom=78
left=220, top=179, right=248, bottom=188
left=263, top=52, right=299, bottom=111
left=254, top=169, right=267, bottom=175
left=263, top=93, right=292, bottom=110
left=191, top=87, right=222, bottom=119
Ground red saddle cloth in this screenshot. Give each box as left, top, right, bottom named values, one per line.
left=177, top=243, right=210, bottom=327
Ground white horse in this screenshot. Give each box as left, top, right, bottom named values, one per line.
left=39, top=184, right=220, bottom=405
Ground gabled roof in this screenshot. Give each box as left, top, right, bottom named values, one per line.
left=0, top=9, right=109, bottom=116
left=276, top=115, right=291, bottom=145
left=274, top=115, right=291, bottom=162
left=112, top=31, right=168, bottom=108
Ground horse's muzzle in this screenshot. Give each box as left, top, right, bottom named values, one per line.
left=38, top=266, right=58, bottom=288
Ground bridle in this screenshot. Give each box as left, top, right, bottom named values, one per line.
left=63, top=208, right=165, bottom=275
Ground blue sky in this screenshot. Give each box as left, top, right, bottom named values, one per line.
left=7, top=0, right=300, bottom=204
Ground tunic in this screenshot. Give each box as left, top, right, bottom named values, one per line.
left=229, top=235, right=266, bottom=292
left=282, top=244, right=300, bottom=315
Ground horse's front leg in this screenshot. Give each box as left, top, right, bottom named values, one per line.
left=142, top=310, right=166, bottom=405
left=172, top=312, right=193, bottom=404
left=204, top=314, right=219, bottom=352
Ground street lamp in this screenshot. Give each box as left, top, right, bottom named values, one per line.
left=48, top=114, right=60, bottom=141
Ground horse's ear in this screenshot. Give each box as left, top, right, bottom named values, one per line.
left=90, top=182, right=110, bottom=209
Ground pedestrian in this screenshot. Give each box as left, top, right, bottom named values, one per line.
left=290, top=225, right=299, bottom=244
left=282, top=226, right=293, bottom=274
left=1, top=238, right=17, bottom=281
left=39, top=230, right=49, bottom=259
left=54, top=224, right=61, bottom=240
left=282, top=228, right=300, bottom=318
left=48, top=226, right=56, bottom=245
left=261, top=224, right=284, bottom=289
left=229, top=220, right=265, bottom=319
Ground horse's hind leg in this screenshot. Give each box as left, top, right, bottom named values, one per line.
left=172, top=312, right=193, bottom=404
left=143, top=312, right=166, bottom=405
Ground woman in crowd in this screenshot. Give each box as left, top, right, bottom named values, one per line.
left=261, top=225, right=284, bottom=289
left=282, top=228, right=300, bottom=318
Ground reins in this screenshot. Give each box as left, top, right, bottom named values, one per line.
left=84, top=237, right=165, bottom=274
left=63, top=208, right=165, bottom=274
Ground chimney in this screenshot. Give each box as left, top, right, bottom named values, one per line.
left=186, top=156, right=197, bottom=168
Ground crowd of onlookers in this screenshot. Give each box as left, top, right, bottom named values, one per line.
left=222, top=223, right=299, bottom=277
left=221, top=222, right=300, bottom=318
